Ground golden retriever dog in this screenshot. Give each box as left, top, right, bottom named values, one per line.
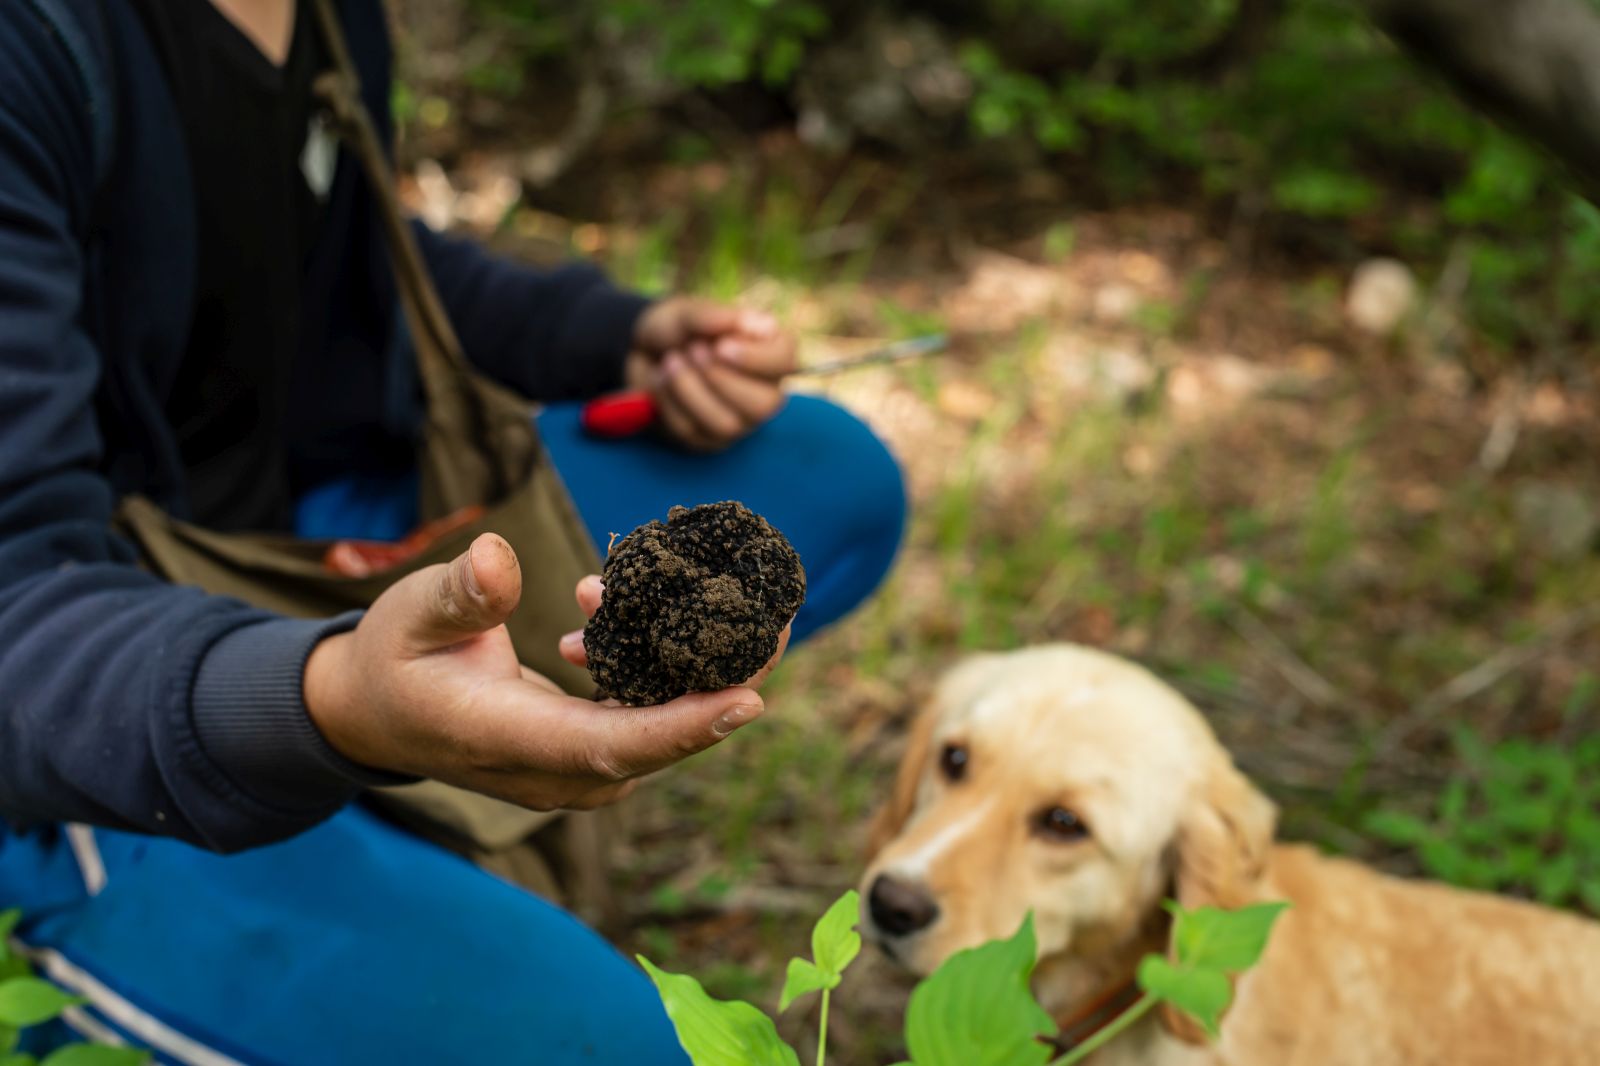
left=861, top=645, right=1600, bottom=1065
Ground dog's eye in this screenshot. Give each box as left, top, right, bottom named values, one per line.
left=1035, top=806, right=1088, bottom=842
left=939, top=743, right=969, bottom=782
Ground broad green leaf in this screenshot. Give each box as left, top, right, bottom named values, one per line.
left=1, top=1054, right=37, bottom=1066
left=0, top=962, right=28, bottom=987
left=41, top=1048, right=151, bottom=1066
left=0, top=912, right=19, bottom=949
left=902, top=914, right=1056, bottom=1066
left=637, top=957, right=800, bottom=1066
left=1136, top=956, right=1231, bottom=1037
left=810, top=891, right=861, bottom=977
left=1169, top=902, right=1289, bottom=972
left=0, top=980, right=83, bottom=1028
left=1, top=1025, right=16, bottom=1056
left=778, top=958, right=833, bottom=1012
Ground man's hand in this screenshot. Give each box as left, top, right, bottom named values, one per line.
left=627, top=297, right=798, bottom=450
left=304, top=533, right=781, bottom=811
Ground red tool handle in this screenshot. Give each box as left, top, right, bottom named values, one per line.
left=580, top=390, right=660, bottom=438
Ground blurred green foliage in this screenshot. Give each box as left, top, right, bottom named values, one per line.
left=466, top=0, right=1600, bottom=357
left=1365, top=727, right=1600, bottom=912
left=956, top=0, right=1598, bottom=355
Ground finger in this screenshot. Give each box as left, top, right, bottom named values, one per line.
left=655, top=389, right=719, bottom=451
left=557, top=577, right=604, bottom=666
left=715, top=330, right=797, bottom=380
left=663, top=356, right=743, bottom=442
left=687, top=338, right=714, bottom=370
left=738, top=308, right=779, bottom=338
left=400, top=533, right=522, bottom=653
left=636, top=298, right=740, bottom=353
left=679, top=299, right=742, bottom=339
left=700, top=364, right=787, bottom=427
left=575, top=575, right=604, bottom=615
left=578, top=687, right=766, bottom=780
left=648, top=351, right=716, bottom=449
left=559, top=628, right=587, bottom=667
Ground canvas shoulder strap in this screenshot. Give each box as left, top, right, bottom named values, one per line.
left=306, top=0, right=533, bottom=511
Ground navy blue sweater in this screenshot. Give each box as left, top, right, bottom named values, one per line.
left=0, top=0, right=648, bottom=851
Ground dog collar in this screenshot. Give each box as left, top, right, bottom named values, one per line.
left=1042, top=977, right=1146, bottom=1055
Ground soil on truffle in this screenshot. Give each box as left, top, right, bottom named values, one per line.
left=583, top=501, right=807, bottom=705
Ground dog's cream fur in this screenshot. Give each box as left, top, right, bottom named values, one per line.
left=861, top=645, right=1600, bottom=1065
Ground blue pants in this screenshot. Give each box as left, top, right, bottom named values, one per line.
left=0, top=397, right=904, bottom=1064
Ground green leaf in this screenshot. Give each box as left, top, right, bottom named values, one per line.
left=1169, top=902, right=1289, bottom=972
left=1579, top=878, right=1600, bottom=915
left=778, top=958, right=833, bottom=1013
left=902, top=915, right=1056, bottom=1066
left=0, top=1026, right=16, bottom=1056
left=0, top=910, right=19, bottom=976
left=41, top=1048, right=152, bottom=1066
left=1533, top=852, right=1578, bottom=905
left=0, top=979, right=83, bottom=1028
left=637, top=957, right=800, bottom=1066
left=1136, top=956, right=1232, bottom=1037
left=0, top=1054, right=37, bottom=1066
left=810, top=891, right=861, bottom=978
left=1362, top=810, right=1431, bottom=846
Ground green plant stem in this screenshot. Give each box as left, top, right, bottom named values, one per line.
left=815, top=987, right=830, bottom=1066
left=1048, top=993, right=1159, bottom=1066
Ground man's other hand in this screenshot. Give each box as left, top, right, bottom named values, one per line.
left=626, top=297, right=798, bottom=450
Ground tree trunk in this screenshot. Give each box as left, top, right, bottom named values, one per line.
left=1354, top=0, right=1600, bottom=200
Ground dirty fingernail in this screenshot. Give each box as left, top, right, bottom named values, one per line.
left=712, top=703, right=763, bottom=737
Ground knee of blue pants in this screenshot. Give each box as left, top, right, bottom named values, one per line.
left=1, top=810, right=688, bottom=1065
left=293, top=395, right=907, bottom=642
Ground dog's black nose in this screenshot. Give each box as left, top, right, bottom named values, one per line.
left=868, top=874, right=939, bottom=937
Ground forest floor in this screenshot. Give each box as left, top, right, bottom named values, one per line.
left=406, top=134, right=1600, bottom=1064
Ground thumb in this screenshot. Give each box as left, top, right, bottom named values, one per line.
left=402, top=533, right=523, bottom=652
left=680, top=299, right=741, bottom=339
left=582, top=687, right=765, bottom=780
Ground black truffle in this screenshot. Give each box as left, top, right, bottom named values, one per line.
left=583, top=501, right=806, bottom=705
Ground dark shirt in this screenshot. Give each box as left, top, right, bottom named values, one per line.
left=0, top=0, right=651, bottom=852
left=130, top=0, right=327, bottom=530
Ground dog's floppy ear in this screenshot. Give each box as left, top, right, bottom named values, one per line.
left=867, top=708, right=937, bottom=856
left=1158, top=755, right=1277, bottom=1043
left=1173, top=757, right=1276, bottom=910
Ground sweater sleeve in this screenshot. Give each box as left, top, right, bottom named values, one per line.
left=0, top=4, right=394, bottom=853
left=412, top=220, right=653, bottom=402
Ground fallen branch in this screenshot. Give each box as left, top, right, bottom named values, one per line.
left=1227, top=607, right=1358, bottom=713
